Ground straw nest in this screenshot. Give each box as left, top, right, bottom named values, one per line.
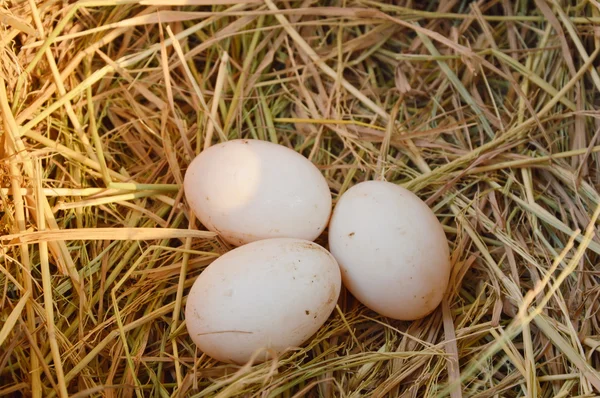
left=1, top=1, right=600, bottom=397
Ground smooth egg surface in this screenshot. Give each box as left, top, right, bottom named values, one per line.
left=328, top=180, right=450, bottom=320
left=183, top=139, right=331, bottom=246
left=184, top=238, right=341, bottom=364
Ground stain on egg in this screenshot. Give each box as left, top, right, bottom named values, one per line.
left=184, top=238, right=341, bottom=364
left=328, top=180, right=451, bottom=320
left=183, top=139, right=332, bottom=246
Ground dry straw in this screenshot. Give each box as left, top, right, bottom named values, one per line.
left=1, top=0, right=600, bottom=397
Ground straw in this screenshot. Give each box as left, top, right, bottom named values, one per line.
left=1, top=1, right=599, bottom=396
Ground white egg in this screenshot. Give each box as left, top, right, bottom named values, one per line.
left=184, top=238, right=341, bottom=364
left=183, top=139, right=331, bottom=246
left=328, top=180, right=450, bottom=320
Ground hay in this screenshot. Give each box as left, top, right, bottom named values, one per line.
left=1, top=0, right=600, bottom=396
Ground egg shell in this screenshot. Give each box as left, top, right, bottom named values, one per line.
left=184, top=238, right=341, bottom=364
left=183, top=139, right=332, bottom=246
left=328, top=180, right=450, bottom=320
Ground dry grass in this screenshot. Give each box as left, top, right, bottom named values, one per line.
left=1, top=0, right=600, bottom=397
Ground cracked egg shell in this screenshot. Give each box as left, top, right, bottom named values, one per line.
left=183, top=139, right=332, bottom=246
left=184, top=238, right=341, bottom=364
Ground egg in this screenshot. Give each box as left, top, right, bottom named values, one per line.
left=328, top=180, right=450, bottom=320
left=183, top=139, right=331, bottom=246
left=184, top=238, right=341, bottom=364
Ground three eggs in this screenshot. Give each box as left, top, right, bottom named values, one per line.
left=183, top=139, right=451, bottom=364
